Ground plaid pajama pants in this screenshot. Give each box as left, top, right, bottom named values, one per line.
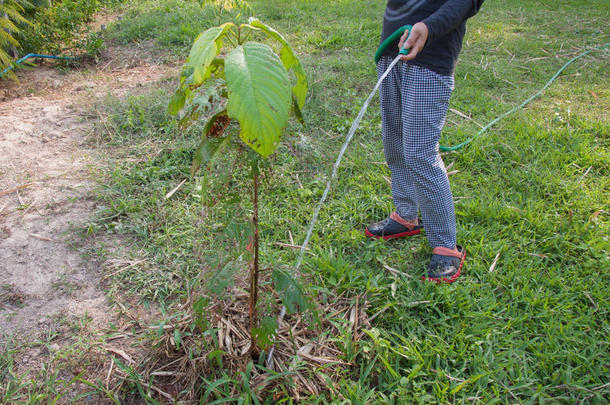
left=377, top=56, right=456, bottom=249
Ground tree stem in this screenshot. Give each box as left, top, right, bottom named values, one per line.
left=249, top=166, right=260, bottom=344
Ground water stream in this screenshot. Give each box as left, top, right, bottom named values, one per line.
left=266, top=54, right=402, bottom=368
left=294, top=54, right=402, bottom=270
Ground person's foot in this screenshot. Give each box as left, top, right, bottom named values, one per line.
left=365, top=212, right=423, bottom=240
left=423, top=245, right=465, bottom=283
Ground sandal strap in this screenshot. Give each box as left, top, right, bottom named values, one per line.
left=432, top=246, right=463, bottom=258
left=390, top=212, right=419, bottom=229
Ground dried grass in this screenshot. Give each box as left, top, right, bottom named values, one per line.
left=106, top=283, right=371, bottom=403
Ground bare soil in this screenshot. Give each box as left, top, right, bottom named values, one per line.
left=0, top=41, right=176, bottom=347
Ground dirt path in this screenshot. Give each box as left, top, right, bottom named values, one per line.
left=0, top=43, right=175, bottom=343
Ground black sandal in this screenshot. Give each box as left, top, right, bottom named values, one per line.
left=365, top=212, right=423, bottom=240
left=423, top=245, right=465, bottom=283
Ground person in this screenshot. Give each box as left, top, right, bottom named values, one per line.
left=366, top=0, right=484, bottom=283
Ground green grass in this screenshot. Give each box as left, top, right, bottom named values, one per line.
left=106, top=0, right=205, bottom=46
left=1, top=323, right=107, bottom=404
left=64, top=0, right=610, bottom=402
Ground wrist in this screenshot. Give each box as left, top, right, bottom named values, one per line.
left=421, top=17, right=437, bottom=43
left=418, top=22, right=430, bottom=48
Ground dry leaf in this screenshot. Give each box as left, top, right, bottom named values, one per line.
left=528, top=253, right=548, bottom=258
left=105, top=347, right=134, bottom=365
left=224, top=333, right=232, bottom=353
left=241, top=341, right=251, bottom=356
left=349, top=306, right=356, bottom=325
left=297, top=343, right=314, bottom=359
left=165, top=179, right=186, bottom=200
left=489, top=252, right=501, bottom=272
left=30, top=233, right=54, bottom=242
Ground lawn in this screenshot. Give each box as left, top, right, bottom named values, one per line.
left=91, top=0, right=609, bottom=403
left=4, top=0, right=609, bottom=403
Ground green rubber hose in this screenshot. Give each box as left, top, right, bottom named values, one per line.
left=374, top=29, right=608, bottom=152
left=374, top=25, right=412, bottom=64
left=439, top=42, right=609, bottom=151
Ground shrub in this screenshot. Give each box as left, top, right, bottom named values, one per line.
left=1, top=0, right=106, bottom=80
left=0, top=0, right=30, bottom=80
left=15, top=0, right=100, bottom=55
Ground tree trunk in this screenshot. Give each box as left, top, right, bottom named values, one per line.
left=248, top=167, right=260, bottom=346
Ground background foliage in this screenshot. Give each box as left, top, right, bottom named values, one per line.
left=15, top=0, right=99, bottom=53
left=0, top=0, right=111, bottom=78
left=0, top=0, right=30, bottom=79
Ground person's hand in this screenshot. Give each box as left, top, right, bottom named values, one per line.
left=398, top=22, right=429, bottom=61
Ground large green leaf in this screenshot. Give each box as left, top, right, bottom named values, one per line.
left=186, top=23, right=234, bottom=86
left=225, top=42, right=291, bottom=158
left=245, top=17, right=308, bottom=109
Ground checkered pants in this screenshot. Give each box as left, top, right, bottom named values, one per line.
left=377, top=57, right=456, bottom=249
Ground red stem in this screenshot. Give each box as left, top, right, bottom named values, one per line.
left=249, top=169, right=259, bottom=343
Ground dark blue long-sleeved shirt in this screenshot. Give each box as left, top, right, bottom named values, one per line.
left=380, top=0, right=484, bottom=75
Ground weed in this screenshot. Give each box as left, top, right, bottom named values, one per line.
left=51, top=273, right=79, bottom=297
left=0, top=284, right=26, bottom=310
